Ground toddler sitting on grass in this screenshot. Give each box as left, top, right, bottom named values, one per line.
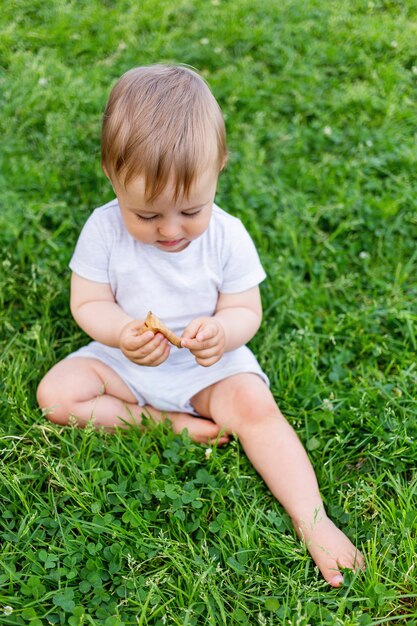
left=37, top=64, right=364, bottom=586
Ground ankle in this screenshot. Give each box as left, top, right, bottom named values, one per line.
left=291, top=503, right=327, bottom=530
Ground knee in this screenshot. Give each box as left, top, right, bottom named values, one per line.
left=37, top=374, right=51, bottom=411
left=237, top=401, right=280, bottom=432
left=240, top=378, right=279, bottom=414
left=224, top=378, right=282, bottom=433
left=37, top=374, right=67, bottom=424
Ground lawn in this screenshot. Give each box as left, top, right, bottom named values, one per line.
left=1, top=0, right=417, bottom=624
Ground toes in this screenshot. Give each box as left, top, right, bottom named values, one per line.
left=354, top=551, right=366, bottom=571
left=318, top=559, right=344, bottom=587
left=193, top=419, right=230, bottom=444
left=323, top=550, right=365, bottom=587
left=338, top=549, right=365, bottom=572
left=210, top=434, right=230, bottom=446
left=174, top=415, right=229, bottom=444
left=329, top=573, right=344, bottom=587
left=196, top=419, right=222, bottom=438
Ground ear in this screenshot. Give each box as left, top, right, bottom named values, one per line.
left=220, top=152, right=229, bottom=172
left=102, top=163, right=117, bottom=193
left=102, top=162, right=110, bottom=178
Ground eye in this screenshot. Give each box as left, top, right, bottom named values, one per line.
left=182, top=209, right=202, bottom=218
left=136, top=214, right=158, bottom=221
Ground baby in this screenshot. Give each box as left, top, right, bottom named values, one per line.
left=37, top=64, right=364, bottom=586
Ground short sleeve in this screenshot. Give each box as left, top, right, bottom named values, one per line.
left=220, top=218, right=266, bottom=293
left=69, top=210, right=112, bottom=283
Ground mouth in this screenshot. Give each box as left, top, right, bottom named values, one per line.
left=157, top=239, right=186, bottom=249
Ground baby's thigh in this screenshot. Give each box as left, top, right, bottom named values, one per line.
left=37, top=357, right=137, bottom=420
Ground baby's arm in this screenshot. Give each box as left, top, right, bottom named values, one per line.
left=181, top=286, right=262, bottom=365
left=71, top=273, right=170, bottom=365
left=215, top=286, right=262, bottom=351
left=71, top=273, right=134, bottom=345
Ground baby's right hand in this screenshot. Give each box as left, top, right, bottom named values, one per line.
left=119, top=320, right=170, bottom=366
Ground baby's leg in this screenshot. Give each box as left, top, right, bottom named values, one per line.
left=191, top=374, right=364, bottom=586
left=37, top=357, right=228, bottom=443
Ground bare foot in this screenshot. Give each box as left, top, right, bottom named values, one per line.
left=171, top=413, right=230, bottom=445
left=143, top=406, right=230, bottom=445
left=294, top=510, right=365, bottom=587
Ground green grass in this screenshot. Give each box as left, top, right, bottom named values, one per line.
left=1, top=0, right=417, bottom=623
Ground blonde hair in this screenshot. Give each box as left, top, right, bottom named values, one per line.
left=101, top=64, right=228, bottom=202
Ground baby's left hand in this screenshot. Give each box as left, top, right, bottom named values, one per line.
left=181, top=317, right=225, bottom=366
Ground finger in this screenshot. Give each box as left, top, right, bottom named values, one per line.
left=195, top=322, right=218, bottom=342
left=182, top=322, right=219, bottom=348
left=182, top=335, right=218, bottom=351
left=181, top=318, right=205, bottom=343
left=182, top=337, right=202, bottom=350
left=190, top=345, right=220, bottom=360
left=126, top=332, right=157, bottom=356
left=134, top=342, right=170, bottom=366
left=147, top=332, right=167, bottom=350
left=195, top=354, right=220, bottom=367
left=123, top=330, right=154, bottom=351
left=146, top=343, right=171, bottom=366
left=147, top=335, right=170, bottom=359
left=130, top=334, right=168, bottom=362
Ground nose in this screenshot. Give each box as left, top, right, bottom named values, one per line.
left=158, top=217, right=182, bottom=239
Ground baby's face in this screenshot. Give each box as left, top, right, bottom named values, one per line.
left=113, top=168, right=218, bottom=252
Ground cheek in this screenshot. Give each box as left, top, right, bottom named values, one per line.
left=189, top=213, right=211, bottom=235
left=125, top=216, right=153, bottom=241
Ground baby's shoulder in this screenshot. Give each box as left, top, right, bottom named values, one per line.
left=87, top=198, right=125, bottom=236
left=211, top=204, right=245, bottom=234
left=91, top=198, right=121, bottom=222
left=210, top=204, right=250, bottom=245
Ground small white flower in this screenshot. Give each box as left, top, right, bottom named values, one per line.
left=205, top=447, right=212, bottom=459
left=359, top=250, right=370, bottom=259
left=38, top=77, right=48, bottom=86
left=214, top=47, right=222, bottom=54
left=390, top=40, right=398, bottom=49
left=323, top=125, right=332, bottom=136
left=118, top=41, right=127, bottom=50
left=3, top=606, right=13, bottom=616
left=322, top=399, right=334, bottom=412
left=200, top=37, right=210, bottom=45
left=412, top=66, right=417, bottom=75
left=365, top=139, right=373, bottom=147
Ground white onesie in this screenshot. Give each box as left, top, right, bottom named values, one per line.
left=68, top=199, right=269, bottom=414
